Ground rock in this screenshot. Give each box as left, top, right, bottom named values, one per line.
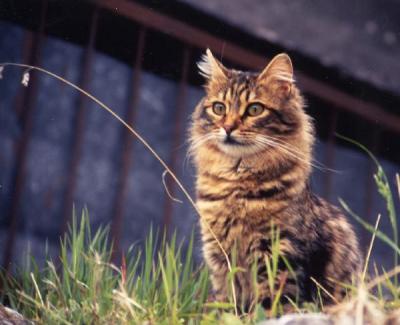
left=258, top=313, right=333, bottom=325
left=0, top=305, right=33, bottom=325
left=384, top=309, right=400, bottom=325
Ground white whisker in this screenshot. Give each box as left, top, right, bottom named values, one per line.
left=253, top=136, right=332, bottom=172
left=255, top=135, right=339, bottom=173
left=184, top=132, right=218, bottom=171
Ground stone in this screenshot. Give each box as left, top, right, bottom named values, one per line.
left=0, top=304, right=33, bottom=325
left=258, top=313, right=333, bottom=325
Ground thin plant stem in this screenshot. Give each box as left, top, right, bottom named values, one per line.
left=310, top=276, right=339, bottom=304
left=362, top=214, right=381, bottom=282
left=367, top=265, right=400, bottom=291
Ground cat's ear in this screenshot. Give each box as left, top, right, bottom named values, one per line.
left=257, top=53, right=294, bottom=98
left=197, top=48, right=228, bottom=83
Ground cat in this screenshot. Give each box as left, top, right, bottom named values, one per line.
left=189, top=49, right=362, bottom=312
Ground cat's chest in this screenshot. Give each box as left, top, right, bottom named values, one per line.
left=196, top=177, right=273, bottom=236
left=196, top=175, right=274, bottom=220
left=201, top=209, right=256, bottom=252
left=196, top=179, right=250, bottom=222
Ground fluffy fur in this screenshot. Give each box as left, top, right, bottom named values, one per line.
left=190, top=49, right=362, bottom=312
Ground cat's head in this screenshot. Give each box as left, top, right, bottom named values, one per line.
left=190, top=49, right=314, bottom=164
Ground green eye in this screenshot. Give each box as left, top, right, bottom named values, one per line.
left=212, top=102, right=226, bottom=116
left=247, top=103, right=264, bottom=116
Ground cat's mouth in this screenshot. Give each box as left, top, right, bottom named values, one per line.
left=210, top=130, right=262, bottom=157
left=223, top=136, right=244, bottom=146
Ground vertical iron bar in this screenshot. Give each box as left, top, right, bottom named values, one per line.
left=110, top=27, right=146, bottom=262
left=161, top=46, right=191, bottom=231
left=59, top=9, right=99, bottom=236
left=13, top=35, right=35, bottom=119
left=2, top=0, right=48, bottom=270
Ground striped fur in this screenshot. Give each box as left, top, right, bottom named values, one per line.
left=190, top=50, right=362, bottom=312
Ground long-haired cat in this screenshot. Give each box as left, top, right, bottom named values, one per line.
left=190, top=49, right=361, bottom=312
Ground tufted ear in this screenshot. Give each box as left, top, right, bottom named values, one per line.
left=257, top=53, right=294, bottom=98
left=197, top=48, right=228, bottom=84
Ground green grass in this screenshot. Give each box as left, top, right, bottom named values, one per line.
left=0, top=163, right=399, bottom=324
left=1, top=210, right=212, bottom=324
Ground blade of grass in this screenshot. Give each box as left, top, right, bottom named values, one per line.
left=340, top=199, right=400, bottom=256
left=310, top=276, right=339, bottom=305
left=337, top=134, right=398, bottom=271
left=362, top=214, right=381, bottom=282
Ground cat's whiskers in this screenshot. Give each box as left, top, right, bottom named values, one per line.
left=262, top=135, right=338, bottom=173
left=190, top=132, right=337, bottom=174
left=253, top=136, right=329, bottom=172
left=188, top=132, right=217, bottom=156
left=254, top=135, right=338, bottom=173
left=254, top=136, right=316, bottom=169
left=185, top=133, right=216, bottom=173
left=240, top=131, right=317, bottom=165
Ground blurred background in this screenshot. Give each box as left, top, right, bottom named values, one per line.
left=0, top=0, right=399, bottom=272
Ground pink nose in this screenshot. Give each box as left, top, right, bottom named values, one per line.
left=223, top=124, right=235, bottom=135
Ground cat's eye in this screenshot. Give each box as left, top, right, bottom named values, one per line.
left=212, top=102, right=226, bottom=116
left=246, top=103, right=264, bottom=116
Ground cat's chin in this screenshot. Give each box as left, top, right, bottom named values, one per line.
left=216, top=142, right=262, bottom=158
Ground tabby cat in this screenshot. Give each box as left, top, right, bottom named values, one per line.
left=190, top=49, right=362, bottom=312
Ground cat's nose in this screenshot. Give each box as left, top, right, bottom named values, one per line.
left=223, top=124, right=236, bottom=135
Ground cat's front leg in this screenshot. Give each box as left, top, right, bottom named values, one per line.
left=203, top=243, right=231, bottom=302
left=257, top=267, right=301, bottom=311
left=255, top=242, right=306, bottom=312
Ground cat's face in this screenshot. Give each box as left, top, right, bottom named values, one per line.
left=191, top=49, right=311, bottom=160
